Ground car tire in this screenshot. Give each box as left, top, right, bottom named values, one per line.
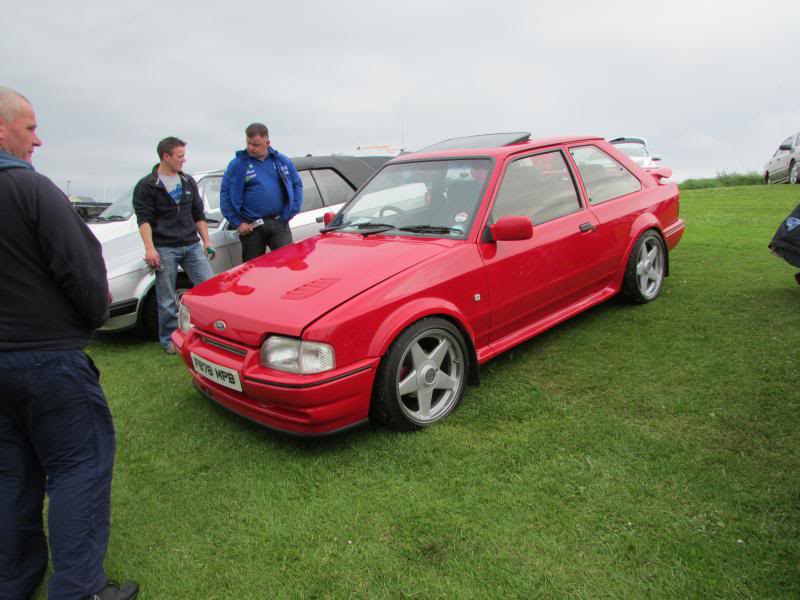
left=371, top=317, right=468, bottom=431
left=620, top=230, right=666, bottom=304
left=790, top=161, right=798, bottom=185
left=765, top=172, right=771, bottom=185
left=139, top=274, right=192, bottom=340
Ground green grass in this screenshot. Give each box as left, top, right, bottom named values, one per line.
left=680, top=170, right=764, bottom=190
left=35, top=185, right=800, bottom=599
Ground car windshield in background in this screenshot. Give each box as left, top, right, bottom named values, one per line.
left=613, top=142, right=648, bottom=159
left=92, top=187, right=135, bottom=221
left=333, top=159, right=490, bottom=238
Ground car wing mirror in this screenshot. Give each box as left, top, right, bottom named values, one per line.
left=650, top=167, right=672, bottom=184
left=488, top=216, right=533, bottom=242
left=652, top=154, right=662, bottom=162
left=779, top=143, right=792, bottom=151
left=316, top=211, right=336, bottom=225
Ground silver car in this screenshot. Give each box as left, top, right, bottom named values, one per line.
left=96, top=155, right=388, bottom=337
left=763, top=133, right=800, bottom=184
left=608, top=137, right=661, bottom=169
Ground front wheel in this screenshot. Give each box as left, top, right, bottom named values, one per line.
left=371, top=318, right=468, bottom=431
left=790, top=161, right=798, bottom=184
left=620, top=231, right=666, bottom=303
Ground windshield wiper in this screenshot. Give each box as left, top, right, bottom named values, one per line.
left=396, top=225, right=462, bottom=234
left=320, top=222, right=397, bottom=234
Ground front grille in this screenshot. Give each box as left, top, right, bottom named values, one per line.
left=199, top=334, right=248, bottom=357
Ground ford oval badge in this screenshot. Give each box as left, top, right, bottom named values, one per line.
left=214, top=320, right=227, bottom=331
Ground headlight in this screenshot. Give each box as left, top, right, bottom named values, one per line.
left=260, top=336, right=335, bottom=374
left=179, top=303, right=192, bottom=333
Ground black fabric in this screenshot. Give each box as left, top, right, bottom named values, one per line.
left=239, top=218, right=293, bottom=262
left=132, top=165, right=206, bottom=247
left=769, top=201, right=800, bottom=268
left=0, top=167, right=109, bottom=350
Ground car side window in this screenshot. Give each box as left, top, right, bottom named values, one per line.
left=312, top=169, right=356, bottom=206
left=492, top=151, right=582, bottom=225
left=569, top=145, right=642, bottom=205
left=299, top=170, right=323, bottom=211
left=198, top=175, right=222, bottom=210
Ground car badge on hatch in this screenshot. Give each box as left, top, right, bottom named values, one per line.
left=214, top=320, right=227, bottom=331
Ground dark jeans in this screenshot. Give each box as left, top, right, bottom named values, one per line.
left=0, top=349, right=115, bottom=600
left=240, top=217, right=293, bottom=262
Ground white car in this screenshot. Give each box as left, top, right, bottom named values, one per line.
left=96, top=155, right=388, bottom=337
left=608, top=137, right=661, bottom=169
left=763, top=133, right=800, bottom=184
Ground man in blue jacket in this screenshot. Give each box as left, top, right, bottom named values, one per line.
left=220, top=123, right=303, bottom=262
left=0, top=86, right=138, bottom=600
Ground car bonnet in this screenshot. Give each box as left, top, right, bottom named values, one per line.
left=181, top=234, right=452, bottom=346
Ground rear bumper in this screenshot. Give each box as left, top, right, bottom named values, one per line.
left=173, top=328, right=379, bottom=436
left=664, top=218, right=685, bottom=250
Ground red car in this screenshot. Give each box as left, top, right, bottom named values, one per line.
left=173, top=132, right=684, bottom=435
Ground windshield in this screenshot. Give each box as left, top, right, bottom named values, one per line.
left=331, top=159, right=491, bottom=238
left=93, top=187, right=135, bottom=221
left=613, top=142, right=649, bottom=159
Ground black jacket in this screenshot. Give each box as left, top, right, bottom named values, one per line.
left=769, top=201, right=800, bottom=268
left=0, top=159, right=109, bottom=350
left=132, top=166, right=206, bottom=247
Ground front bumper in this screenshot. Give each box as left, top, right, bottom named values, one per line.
left=99, top=299, right=139, bottom=332
left=173, top=327, right=379, bottom=436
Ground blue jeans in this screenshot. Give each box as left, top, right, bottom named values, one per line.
left=0, top=349, right=115, bottom=600
left=156, top=243, right=215, bottom=348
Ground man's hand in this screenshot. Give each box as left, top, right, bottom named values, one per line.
left=204, top=244, right=217, bottom=260
left=237, top=222, right=254, bottom=236
left=144, top=246, right=160, bottom=270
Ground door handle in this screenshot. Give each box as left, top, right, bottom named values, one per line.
left=579, top=222, right=595, bottom=233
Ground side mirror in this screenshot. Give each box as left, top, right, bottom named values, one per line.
left=652, top=154, right=662, bottom=162
left=488, top=216, right=533, bottom=242
left=779, top=143, right=792, bottom=151
left=650, top=167, right=673, bottom=184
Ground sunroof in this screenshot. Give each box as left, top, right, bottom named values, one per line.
left=416, top=132, right=531, bottom=152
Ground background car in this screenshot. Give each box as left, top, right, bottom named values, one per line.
left=608, top=136, right=661, bottom=168
left=763, top=132, right=800, bottom=184
left=100, top=155, right=389, bottom=337
left=172, top=132, right=684, bottom=436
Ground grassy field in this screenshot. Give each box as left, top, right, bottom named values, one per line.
left=34, top=185, right=800, bottom=599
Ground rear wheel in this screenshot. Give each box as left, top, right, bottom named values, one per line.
left=371, top=318, right=468, bottom=431
left=790, top=161, right=798, bottom=184
left=620, top=231, right=666, bottom=303
left=765, top=171, right=771, bottom=185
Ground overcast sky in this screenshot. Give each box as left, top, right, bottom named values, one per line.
left=4, top=0, right=799, bottom=200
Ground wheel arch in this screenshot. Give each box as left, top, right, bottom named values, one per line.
left=367, top=299, right=481, bottom=386
left=617, top=217, right=670, bottom=283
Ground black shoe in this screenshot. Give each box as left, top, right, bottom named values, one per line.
left=87, top=580, right=139, bottom=600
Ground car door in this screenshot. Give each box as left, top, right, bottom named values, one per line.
left=197, top=174, right=240, bottom=270
left=775, top=136, right=793, bottom=180
left=287, top=170, right=327, bottom=241
left=479, top=149, right=605, bottom=343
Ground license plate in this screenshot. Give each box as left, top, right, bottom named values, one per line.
left=190, top=353, right=242, bottom=392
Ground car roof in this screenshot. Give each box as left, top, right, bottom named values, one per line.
left=416, top=132, right=532, bottom=152
left=393, top=134, right=603, bottom=162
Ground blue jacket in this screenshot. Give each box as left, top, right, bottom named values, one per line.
left=220, top=147, right=303, bottom=227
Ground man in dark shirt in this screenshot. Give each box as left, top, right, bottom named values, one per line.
left=0, top=87, right=138, bottom=599
left=220, top=122, right=303, bottom=261
left=132, top=137, right=215, bottom=353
